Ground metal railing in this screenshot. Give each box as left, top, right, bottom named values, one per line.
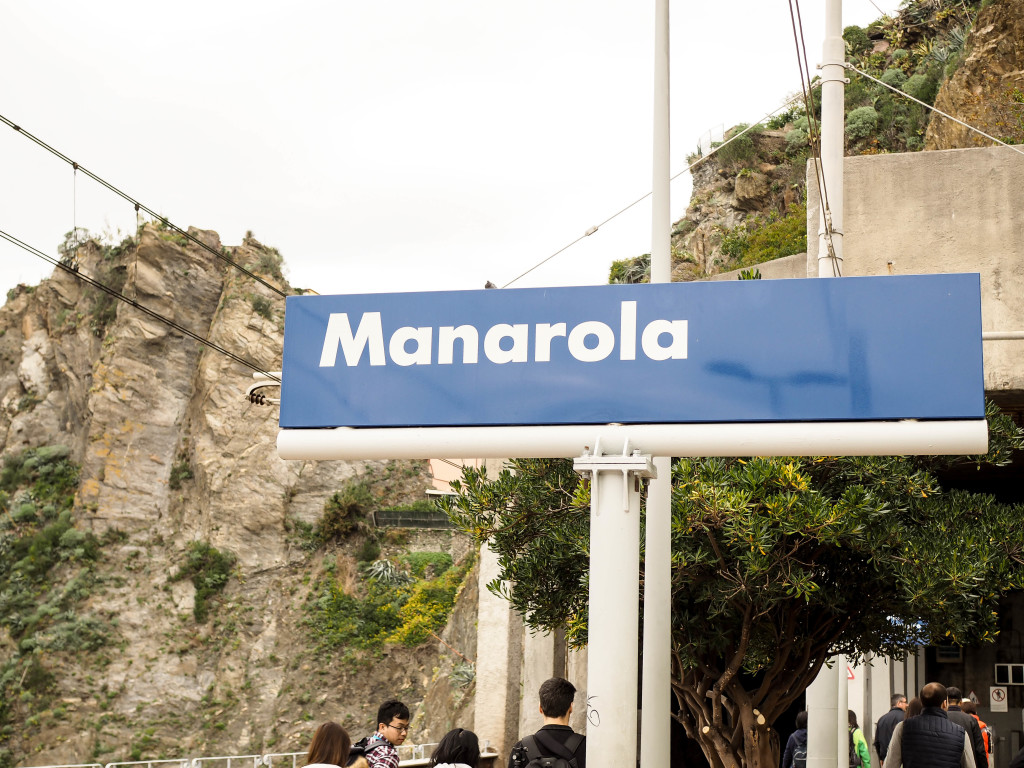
left=19, top=746, right=456, bottom=768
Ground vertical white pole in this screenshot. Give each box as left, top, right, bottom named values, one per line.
left=642, top=0, right=672, bottom=765
left=818, top=0, right=845, bottom=278
left=651, top=0, right=671, bottom=285
left=577, top=452, right=653, bottom=768
left=586, top=467, right=642, bottom=768
left=838, top=658, right=850, bottom=768
left=812, top=1, right=848, bottom=765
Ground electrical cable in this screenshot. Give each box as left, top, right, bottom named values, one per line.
left=847, top=64, right=1024, bottom=157
left=501, top=95, right=809, bottom=289
left=788, top=0, right=842, bottom=277
left=0, top=112, right=287, bottom=298
left=0, top=227, right=281, bottom=383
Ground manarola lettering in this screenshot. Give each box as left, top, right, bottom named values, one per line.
left=318, top=300, right=687, bottom=367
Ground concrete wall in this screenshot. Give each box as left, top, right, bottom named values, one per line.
left=709, top=251, right=809, bottom=281
left=806, top=145, right=1024, bottom=397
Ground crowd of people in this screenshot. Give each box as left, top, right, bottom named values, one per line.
left=301, top=677, right=585, bottom=768
left=782, top=682, right=1019, bottom=768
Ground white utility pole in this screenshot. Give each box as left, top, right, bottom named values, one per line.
left=809, top=2, right=848, bottom=767
left=817, top=0, right=846, bottom=277
left=576, top=444, right=655, bottom=768
left=642, top=0, right=673, bottom=765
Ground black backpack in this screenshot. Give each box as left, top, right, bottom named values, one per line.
left=511, top=731, right=584, bottom=768
left=791, top=742, right=807, bottom=768
left=849, top=727, right=862, bottom=768
left=349, top=736, right=391, bottom=766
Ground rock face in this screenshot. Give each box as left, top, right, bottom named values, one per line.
left=925, top=0, right=1024, bottom=149
left=668, top=129, right=804, bottom=281
left=0, top=226, right=470, bottom=766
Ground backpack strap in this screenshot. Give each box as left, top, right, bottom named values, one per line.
left=522, top=735, right=544, bottom=762
left=532, top=730, right=583, bottom=768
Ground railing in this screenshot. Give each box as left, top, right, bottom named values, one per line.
left=16, top=746, right=474, bottom=768
left=190, top=756, right=263, bottom=768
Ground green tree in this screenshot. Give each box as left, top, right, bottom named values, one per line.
left=439, top=405, right=1024, bottom=768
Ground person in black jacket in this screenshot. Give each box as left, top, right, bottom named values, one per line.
left=945, top=687, right=987, bottom=768
left=508, top=678, right=586, bottom=768
left=882, top=682, right=975, bottom=768
left=874, top=693, right=907, bottom=764
left=781, top=710, right=808, bottom=768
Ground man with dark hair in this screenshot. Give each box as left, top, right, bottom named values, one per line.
left=508, top=677, right=586, bottom=768
left=945, top=687, right=987, bottom=768
left=874, top=693, right=908, bottom=764
left=362, top=699, right=410, bottom=768
left=882, top=683, right=975, bottom=768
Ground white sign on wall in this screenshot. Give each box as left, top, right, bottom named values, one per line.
left=990, top=686, right=1008, bottom=713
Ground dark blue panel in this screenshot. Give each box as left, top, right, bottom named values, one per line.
left=279, top=274, right=985, bottom=428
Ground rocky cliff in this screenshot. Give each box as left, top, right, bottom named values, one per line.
left=926, top=0, right=1024, bottom=149
left=0, top=225, right=476, bottom=767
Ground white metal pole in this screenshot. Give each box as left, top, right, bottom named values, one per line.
left=818, top=0, right=845, bottom=278
left=651, top=0, right=671, bottom=285
left=838, top=657, right=850, bottom=768
left=642, top=0, right=672, bottom=764
left=575, top=448, right=655, bottom=768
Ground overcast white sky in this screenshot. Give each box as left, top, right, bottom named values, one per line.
left=1, top=1, right=901, bottom=302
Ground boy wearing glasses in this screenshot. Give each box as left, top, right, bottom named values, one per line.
left=363, top=699, right=411, bottom=768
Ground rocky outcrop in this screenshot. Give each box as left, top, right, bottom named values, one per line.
left=925, top=0, right=1024, bottom=149
left=669, top=130, right=803, bottom=281
left=0, top=226, right=464, bottom=766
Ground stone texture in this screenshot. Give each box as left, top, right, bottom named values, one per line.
left=0, top=225, right=466, bottom=765
left=733, top=171, right=772, bottom=211
left=925, top=0, right=1024, bottom=149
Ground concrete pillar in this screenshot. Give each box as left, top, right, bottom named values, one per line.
left=474, top=542, right=524, bottom=757
left=567, top=645, right=589, bottom=735
left=808, top=660, right=842, bottom=768
left=519, top=630, right=558, bottom=735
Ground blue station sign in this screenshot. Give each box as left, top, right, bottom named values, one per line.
left=279, top=274, right=984, bottom=429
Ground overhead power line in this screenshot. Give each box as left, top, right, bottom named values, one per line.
left=0, top=227, right=281, bottom=382
left=502, top=95, right=810, bottom=289
left=0, top=112, right=287, bottom=298
left=788, top=0, right=842, bottom=277
left=847, top=64, right=1024, bottom=158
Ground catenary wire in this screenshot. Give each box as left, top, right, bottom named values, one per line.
left=848, top=64, right=1024, bottom=157
left=0, top=228, right=281, bottom=383
left=0, top=112, right=287, bottom=299
left=788, top=0, right=841, bottom=277
left=501, top=94, right=812, bottom=289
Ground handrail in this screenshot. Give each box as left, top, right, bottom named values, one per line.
left=20, top=746, right=468, bottom=768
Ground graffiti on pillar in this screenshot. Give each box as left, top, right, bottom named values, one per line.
left=587, top=695, right=601, bottom=727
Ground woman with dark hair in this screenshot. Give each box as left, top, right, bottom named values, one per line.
left=781, top=711, right=808, bottom=768
left=905, top=697, right=923, bottom=719
left=849, top=710, right=870, bottom=768
left=304, top=721, right=365, bottom=768
left=429, top=728, right=480, bottom=768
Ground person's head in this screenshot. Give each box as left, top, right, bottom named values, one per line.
left=538, top=677, right=577, bottom=720
left=891, top=693, right=908, bottom=710
left=376, top=699, right=411, bottom=746
left=906, top=698, right=923, bottom=718
left=946, top=686, right=963, bottom=704
left=920, top=682, right=948, bottom=709
left=848, top=710, right=859, bottom=729
left=795, top=711, right=808, bottom=730
left=960, top=700, right=977, bottom=715
left=305, top=721, right=352, bottom=767
left=429, top=728, right=480, bottom=768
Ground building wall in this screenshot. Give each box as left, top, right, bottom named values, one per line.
left=805, top=145, right=1024, bottom=397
